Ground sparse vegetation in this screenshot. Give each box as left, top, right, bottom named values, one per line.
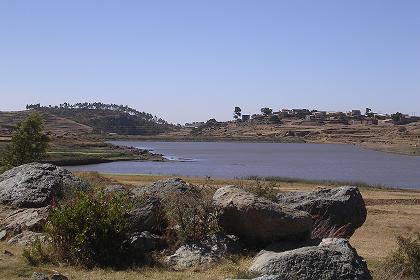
left=244, top=179, right=279, bottom=201
left=380, top=233, right=420, bottom=279
left=22, top=238, right=53, bottom=266
left=164, top=190, right=221, bottom=246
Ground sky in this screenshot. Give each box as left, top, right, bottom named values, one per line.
left=0, top=0, right=419, bottom=124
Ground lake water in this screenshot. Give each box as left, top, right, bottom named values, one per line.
left=67, top=141, right=420, bottom=189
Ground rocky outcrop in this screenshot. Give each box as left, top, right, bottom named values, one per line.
left=129, top=231, right=164, bottom=253
left=0, top=163, right=88, bottom=208
left=31, top=272, right=49, bottom=280
left=0, top=207, right=49, bottom=241
left=8, top=231, right=46, bottom=246
left=128, top=178, right=201, bottom=234
left=127, top=195, right=165, bottom=234
left=276, top=186, right=367, bottom=237
left=103, top=185, right=128, bottom=194
left=248, top=238, right=372, bottom=280
left=165, top=234, right=240, bottom=270
left=30, top=272, right=68, bottom=280
left=213, top=186, right=312, bottom=247
left=1, top=207, right=49, bottom=231
left=144, top=177, right=200, bottom=200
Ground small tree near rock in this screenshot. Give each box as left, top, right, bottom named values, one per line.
left=2, top=113, right=49, bottom=169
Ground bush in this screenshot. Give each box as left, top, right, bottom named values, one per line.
left=23, top=238, right=53, bottom=266
left=383, top=233, right=420, bottom=278
left=2, top=112, right=49, bottom=168
left=245, top=179, right=278, bottom=201
left=45, top=191, right=134, bottom=268
left=164, top=190, right=221, bottom=246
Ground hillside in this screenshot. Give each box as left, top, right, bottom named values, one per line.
left=0, top=110, right=164, bottom=165
left=26, top=102, right=175, bottom=135
left=0, top=111, right=93, bottom=139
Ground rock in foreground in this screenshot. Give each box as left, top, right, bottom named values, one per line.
left=0, top=163, right=88, bottom=208
left=165, top=234, right=240, bottom=270
left=213, top=186, right=312, bottom=247
left=0, top=207, right=49, bottom=242
left=276, top=186, right=367, bottom=237
left=249, top=238, right=372, bottom=280
left=146, top=177, right=200, bottom=200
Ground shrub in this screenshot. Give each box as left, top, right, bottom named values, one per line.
left=383, top=233, right=420, bottom=278
left=2, top=112, right=49, bottom=168
left=164, top=190, right=221, bottom=246
left=245, top=179, right=278, bottom=201
left=45, top=191, right=134, bottom=268
left=23, top=238, right=53, bottom=266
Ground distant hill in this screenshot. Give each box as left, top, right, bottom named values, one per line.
left=26, top=102, right=175, bottom=135
left=0, top=111, right=93, bottom=138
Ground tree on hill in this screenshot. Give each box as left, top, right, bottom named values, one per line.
left=261, top=107, right=273, bottom=116
left=391, top=112, right=404, bottom=124
left=2, top=113, right=50, bottom=168
left=233, top=107, right=242, bottom=120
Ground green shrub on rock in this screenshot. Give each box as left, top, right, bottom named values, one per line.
left=45, top=191, right=134, bottom=268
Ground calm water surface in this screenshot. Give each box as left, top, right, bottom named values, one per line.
left=67, top=141, right=420, bottom=189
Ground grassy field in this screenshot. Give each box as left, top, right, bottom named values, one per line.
left=1, top=173, right=420, bottom=280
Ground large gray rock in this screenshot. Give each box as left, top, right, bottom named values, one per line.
left=0, top=163, right=88, bottom=208
left=213, top=186, right=312, bottom=247
left=165, top=234, right=240, bottom=270
left=248, top=238, right=372, bottom=280
left=31, top=272, right=49, bottom=280
left=127, top=195, right=165, bottom=234
left=276, top=186, right=367, bottom=237
left=129, top=231, right=164, bottom=253
left=145, top=177, right=200, bottom=200
left=30, top=272, right=68, bottom=280
left=128, top=178, right=201, bottom=234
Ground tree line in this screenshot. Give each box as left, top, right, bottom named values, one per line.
left=26, top=102, right=175, bottom=135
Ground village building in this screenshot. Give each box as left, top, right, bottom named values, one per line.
left=241, top=114, right=251, bottom=122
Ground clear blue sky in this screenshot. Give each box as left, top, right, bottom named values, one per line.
left=1, top=0, right=419, bottom=124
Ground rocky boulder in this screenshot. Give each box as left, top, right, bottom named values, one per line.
left=145, top=177, right=200, bottom=200
left=276, top=186, right=367, bottom=237
left=128, top=178, right=201, bottom=234
left=30, top=272, right=68, bottom=280
left=0, top=163, right=88, bottom=208
left=8, top=231, right=46, bottom=246
left=165, top=234, right=240, bottom=270
left=127, top=195, right=165, bottom=234
left=129, top=231, right=164, bottom=252
left=103, top=184, right=129, bottom=194
left=213, top=186, right=312, bottom=247
left=0, top=207, right=49, bottom=240
left=248, top=238, right=372, bottom=280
